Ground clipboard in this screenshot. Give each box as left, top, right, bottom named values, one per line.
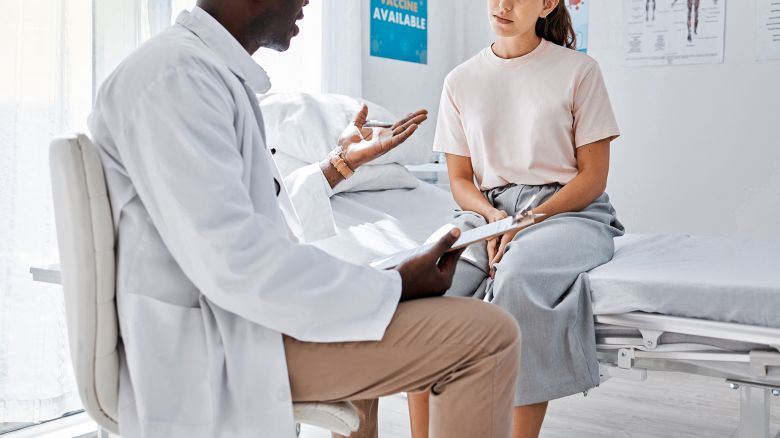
left=370, top=210, right=545, bottom=270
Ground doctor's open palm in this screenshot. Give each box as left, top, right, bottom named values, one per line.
left=338, top=104, right=428, bottom=169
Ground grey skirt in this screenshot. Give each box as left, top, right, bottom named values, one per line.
left=446, top=183, right=624, bottom=406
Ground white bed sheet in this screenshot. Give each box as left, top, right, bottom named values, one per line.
left=589, top=234, right=780, bottom=329
left=311, top=183, right=457, bottom=265
left=314, top=187, right=780, bottom=330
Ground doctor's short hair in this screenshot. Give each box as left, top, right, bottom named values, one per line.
left=536, top=1, right=576, bottom=50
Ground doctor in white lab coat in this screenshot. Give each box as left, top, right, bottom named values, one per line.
left=88, top=1, right=521, bottom=437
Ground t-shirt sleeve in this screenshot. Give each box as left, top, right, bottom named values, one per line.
left=572, top=62, right=620, bottom=148
left=432, top=77, right=470, bottom=157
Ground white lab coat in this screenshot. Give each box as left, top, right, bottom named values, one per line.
left=87, top=8, right=402, bottom=438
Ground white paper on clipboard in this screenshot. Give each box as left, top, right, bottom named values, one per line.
left=370, top=212, right=544, bottom=270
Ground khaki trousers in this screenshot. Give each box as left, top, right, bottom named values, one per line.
left=284, top=297, right=521, bottom=438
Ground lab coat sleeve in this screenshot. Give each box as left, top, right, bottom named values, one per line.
left=283, top=163, right=338, bottom=243
left=110, top=67, right=402, bottom=343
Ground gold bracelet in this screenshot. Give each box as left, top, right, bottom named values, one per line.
left=328, top=147, right=355, bottom=179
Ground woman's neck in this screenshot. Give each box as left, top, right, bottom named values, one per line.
left=492, top=32, right=543, bottom=59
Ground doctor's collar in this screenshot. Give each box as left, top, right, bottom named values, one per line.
left=177, top=6, right=272, bottom=93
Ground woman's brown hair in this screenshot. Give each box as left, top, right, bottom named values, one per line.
left=535, top=1, right=577, bottom=50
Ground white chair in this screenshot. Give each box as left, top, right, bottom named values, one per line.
left=49, top=133, right=359, bottom=437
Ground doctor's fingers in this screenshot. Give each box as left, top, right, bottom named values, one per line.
left=423, top=228, right=461, bottom=262
left=352, top=103, right=369, bottom=129
left=392, top=109, right=428, bottom=130
left=438, top=247, right=466, bottom=275
left=379, top=124, right=418, bottom=153
left=393, top=113, right=427, bottom=136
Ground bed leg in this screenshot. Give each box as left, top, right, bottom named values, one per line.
left=729, top=382, right=774, bottom=438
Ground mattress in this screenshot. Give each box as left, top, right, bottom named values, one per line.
left=589, top=234, right=780, bottom=328
left=314, top=184, right=780, bottom=329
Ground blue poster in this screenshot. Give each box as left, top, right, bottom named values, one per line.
left=566, top=0, right=589, bottom=53
left=370, top=0, right=428, bottom=64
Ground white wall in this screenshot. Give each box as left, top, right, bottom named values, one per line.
left=587, top=0, right=780, bottom=239
left=359, top=0, right=462, bottom=147
left=459, top=0, right=494, bottom=59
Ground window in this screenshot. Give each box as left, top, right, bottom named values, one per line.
left=0, top=0, right=324, bottom=432
left=253, top=0, right=323, bottom=94
left=1, top=0, right=91, bottom=427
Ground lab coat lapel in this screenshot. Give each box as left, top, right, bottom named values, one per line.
left=242, top=83, right=307, bottom=241
left=179, top=7, right=305, bottom=241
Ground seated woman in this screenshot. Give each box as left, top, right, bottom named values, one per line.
left=407, top=0, right=625, bottom=437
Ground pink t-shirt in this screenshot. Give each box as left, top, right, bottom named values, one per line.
left=433, top=39, right=620, bottom=190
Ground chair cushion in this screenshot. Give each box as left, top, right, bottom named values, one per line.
left=50, top=133, right=119, bottom=434
left=293, top=401, right=360, bottom=436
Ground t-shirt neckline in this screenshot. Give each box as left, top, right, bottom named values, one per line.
left=484, top=39, right=550, bottom=68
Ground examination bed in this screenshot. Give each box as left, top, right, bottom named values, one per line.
left=312, top=182, right=780, bottom=438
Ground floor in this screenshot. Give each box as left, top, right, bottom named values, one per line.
left=301, top=371, right=780, bottom=438
left=2, top=371, right=777, bottom=437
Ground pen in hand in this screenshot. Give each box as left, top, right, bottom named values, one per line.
left=363, top=120, right=394, bottom=128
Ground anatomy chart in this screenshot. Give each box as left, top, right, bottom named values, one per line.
left=757, top=0, right=780, bottom=61
left=623, top=0, right=726, bottom=66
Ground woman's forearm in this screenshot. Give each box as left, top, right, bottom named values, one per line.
left=534, top=170, right=606, bottom=220
left=450, top=176, right=497, bottom=219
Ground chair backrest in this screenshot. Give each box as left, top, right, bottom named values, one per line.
left=50, top=133, right=120, bottom=434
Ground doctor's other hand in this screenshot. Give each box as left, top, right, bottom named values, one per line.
left=395, top=228, right=464, bottom=302
left=338, top=104, right=428, bottom=169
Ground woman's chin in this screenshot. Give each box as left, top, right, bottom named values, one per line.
left=490, top=27, right=522, bottom=38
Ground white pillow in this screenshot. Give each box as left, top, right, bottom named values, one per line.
left=273, top=151, right=419, bottom=194
left=332, top=163, right=419, bottom=194
left=258, top=92, right=431, bottom=166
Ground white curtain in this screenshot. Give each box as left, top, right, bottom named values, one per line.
left=321, top=0, right=363, bottom=97
left=0, top=0, right=92, bottom=423
left=0, top=0, right=177, bottom=425
left=0, top=0, right=325, bottom=426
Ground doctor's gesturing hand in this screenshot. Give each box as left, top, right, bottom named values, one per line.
left=395, top=228, right=466, bottom=301
left=339, top=104, right=428, bottom=169
left=319, top=104, right=428, bottom=188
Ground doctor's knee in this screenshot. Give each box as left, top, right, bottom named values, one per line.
left=468, top=301, right=521, bottom=355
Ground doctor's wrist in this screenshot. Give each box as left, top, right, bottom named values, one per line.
left=319, top=158, right=345, bottom=189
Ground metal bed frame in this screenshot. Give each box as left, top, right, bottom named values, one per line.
left=596, top=312, right=780, bottom=438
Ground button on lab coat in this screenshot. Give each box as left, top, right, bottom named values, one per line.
left=87, top=8, right=402, bottom=438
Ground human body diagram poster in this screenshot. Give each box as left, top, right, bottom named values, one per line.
left=370, top=0, right=428, bottom=64
left=624, top=0, right=726, bottom=66
left=757, top=0, right=780, bottom=61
